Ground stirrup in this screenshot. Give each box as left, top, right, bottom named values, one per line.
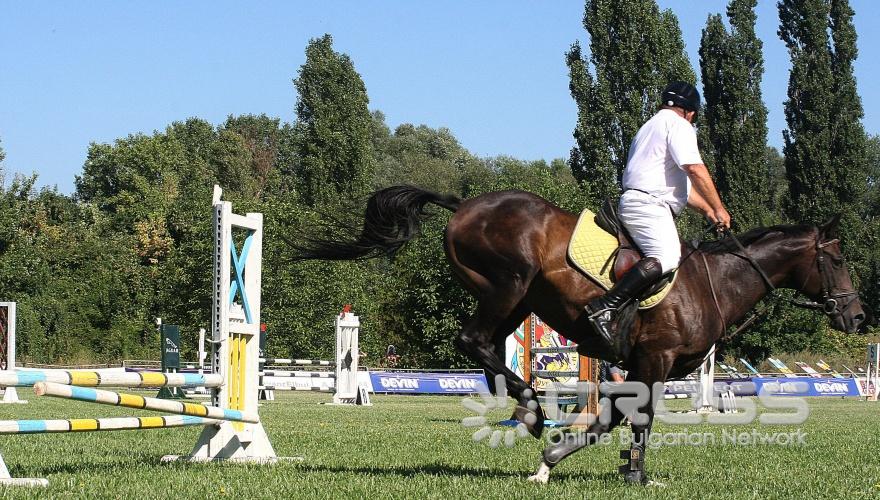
left=587, top=306, right=614, bottom=319
left=586, top=306, right=629, bottom=363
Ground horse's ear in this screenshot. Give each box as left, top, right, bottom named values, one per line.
left=820, top=213, right=842, bottom=239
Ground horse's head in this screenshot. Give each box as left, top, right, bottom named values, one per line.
left=794, top=214, right=865, bottom=333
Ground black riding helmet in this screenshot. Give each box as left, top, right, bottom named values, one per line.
left=661, top=81, right=701, bottom=113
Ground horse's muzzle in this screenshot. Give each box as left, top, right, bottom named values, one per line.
left=834, top=297, right=866, bottom=333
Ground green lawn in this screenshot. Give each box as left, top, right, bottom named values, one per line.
left=0, top=390, right=878, bottom=499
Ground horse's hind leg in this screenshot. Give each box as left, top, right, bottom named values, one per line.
left=455, top=297, right=545, bottom=438
left=487, top=301, right=530, bottom=392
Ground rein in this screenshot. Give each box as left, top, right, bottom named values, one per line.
left=713, top=229, right=778, bottom=343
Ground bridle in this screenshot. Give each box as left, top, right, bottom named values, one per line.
left=788, top=237, right=860, bottom=318
left=703, top=229, right=860, bottom=343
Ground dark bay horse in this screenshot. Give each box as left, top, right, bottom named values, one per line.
left=294, top=186, right=865, bottom=485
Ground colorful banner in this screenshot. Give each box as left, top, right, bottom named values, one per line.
left=751, top=377, right=861, bottom=397
left=767, top=357, right=797, bottom=376
left=814, top=359, right=843, bottom=378
left=369, top=372, right=488, bottom=394
left=664, top=380, right=757, bottom=397
left=855, top=377, right=877, bottom=398
left=739, top=358, right=761, bottom=375
left=505, top=315, right=580, bottom=389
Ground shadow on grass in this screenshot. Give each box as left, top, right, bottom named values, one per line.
left=427, top=417, right=533, bottom=427
left=23, top=457, right=626, bottom=488
left=294, top=462, right=619, bottom=483
left=21, top=453, right=159, bottom=477
left=427, top=418, right=463, bottom=423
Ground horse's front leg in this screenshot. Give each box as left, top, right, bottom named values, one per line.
left=620, top=397, right=657, bottom=485
left=528, top=390, right=627, bottom=484
left=619, top=356, right=671, bottom=486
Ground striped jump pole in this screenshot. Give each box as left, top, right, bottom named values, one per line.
left=0, top=415, right=217, bottom=435
left=0, top=370, right=223, bottom=389
left=259, top=358, right=335, bottom=367
left=34, top=382, right=259, bottom=424
left=258, top=386, right=332, bottom=392
left=260, top=370, right=335, bottom=378
left=532, top=370, right=580, bottom=378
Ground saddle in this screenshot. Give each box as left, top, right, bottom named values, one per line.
left=592, top=199, right=674, bottom=299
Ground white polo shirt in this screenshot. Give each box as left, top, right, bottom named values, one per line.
left=621, top=108, right=702, bottom=215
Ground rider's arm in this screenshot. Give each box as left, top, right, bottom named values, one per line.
left=686, top=184, right=712, bottom=217
left=683, top=163, right=731, bottom=228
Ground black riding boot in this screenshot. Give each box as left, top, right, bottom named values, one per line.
left=585, top=257, right=663, bottom=362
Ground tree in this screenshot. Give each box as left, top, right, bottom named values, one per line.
left=700, top=0, right=774, bottom=230
left=75, top=133, right=187, bottom=234
left=779, top=0, right=875, bottom=312
left=222, top=114, right=284, bottom=198
left=828, top=0, right=867, bottom=221
left=371, top=113, right=483, bottom=196
left=866, top=135, right=880, bottom=215
left=567, top=0, right=695, bottom=206
left=293, top=34, right=374, bottom=207
left=778, top=0, right=867, bottom=226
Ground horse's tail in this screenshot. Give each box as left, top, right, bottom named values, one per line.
left=290, top=185, right=461, bottom=261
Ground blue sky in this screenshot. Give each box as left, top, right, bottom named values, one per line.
left=1, top=1, right=878, bottom=194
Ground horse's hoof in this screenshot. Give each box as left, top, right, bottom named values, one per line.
left=646, top=479, right=666, bottom=487
left=514, top=405, right=544, bottom=438
left=623, top=470, right=649, bottom=486
left=527, top=462, right=552, bottom=484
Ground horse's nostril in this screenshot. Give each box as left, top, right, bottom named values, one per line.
left=854, top=313, right=865, bottom=324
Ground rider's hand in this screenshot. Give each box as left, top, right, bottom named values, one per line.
left=711, top=206, right=731, bottom=230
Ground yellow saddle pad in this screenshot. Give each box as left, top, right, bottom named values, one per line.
left=567, top=209, right=675, bottom=309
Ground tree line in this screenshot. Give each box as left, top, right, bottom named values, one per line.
left=0, top=0, right=877, bottom=368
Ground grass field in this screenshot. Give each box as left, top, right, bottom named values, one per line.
left=0, top=390, right=878, bottom=499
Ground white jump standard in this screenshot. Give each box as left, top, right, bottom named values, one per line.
left=0, top=185, right=282, bottom=486
left=258, top=308, right=370, bottom=405
left=0, top=302, right=24, bottom=404
left=163, top=185, right=277, bottom=462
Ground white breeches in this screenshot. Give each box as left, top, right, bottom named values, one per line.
left=618, top=190, right=681, bottom=274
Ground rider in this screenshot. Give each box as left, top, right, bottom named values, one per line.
left=586, top=81, right=732, bottom=362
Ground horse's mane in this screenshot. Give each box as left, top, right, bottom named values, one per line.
left=697, top=224, right=814, bottom=254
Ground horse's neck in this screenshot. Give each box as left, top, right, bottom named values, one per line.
left=699, top=237, right=809, bottom=327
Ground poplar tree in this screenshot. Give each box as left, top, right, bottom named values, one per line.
left=700, top=0, right=772, bottom=230
left=779, top=0, right=876, bottom=326
left=567, top=0, right=695, bottom=205
left=778, top=0, right=866, bottom=225
left=293, top=34, right=374, bottom=208
left=828, top=0, right=867, bottom=219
